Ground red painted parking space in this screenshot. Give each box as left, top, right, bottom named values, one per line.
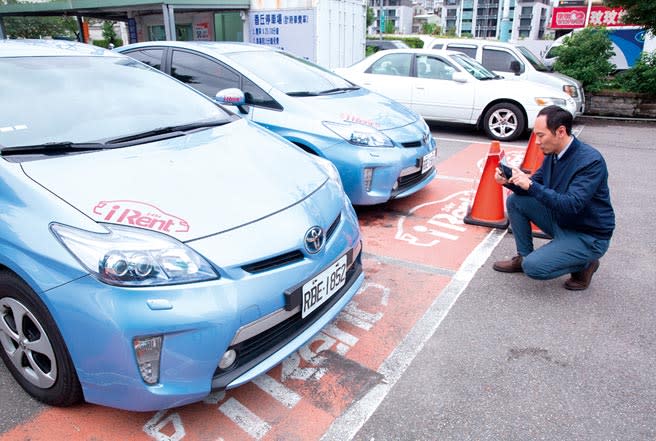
left=0, top=140, right=525, bottom=441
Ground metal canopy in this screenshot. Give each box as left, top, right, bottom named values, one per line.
left=0, top=1, right=249, bottom=41
left=0, top=1, right=249, bottom=20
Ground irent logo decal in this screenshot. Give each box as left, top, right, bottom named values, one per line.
left=93, top=200, right=190, bottom=233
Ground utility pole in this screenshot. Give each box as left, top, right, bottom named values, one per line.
left=584, top=0, right=593, bottom=27
left=499, top=0, right=511, bottom=42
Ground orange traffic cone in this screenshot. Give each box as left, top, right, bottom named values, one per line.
left=519, top=131, right=544, bottom=175
left=464, top=141, right=509, bottom=229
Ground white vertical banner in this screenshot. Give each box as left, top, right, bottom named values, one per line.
left=249, top=9, right=316, bottom=61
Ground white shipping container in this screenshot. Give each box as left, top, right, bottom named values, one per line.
left=249, top=0, right=366, bottom=68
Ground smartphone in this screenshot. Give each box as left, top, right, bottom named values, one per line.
left=498, top=155, right=513, bottom=180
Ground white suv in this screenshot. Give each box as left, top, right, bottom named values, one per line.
left=426, top=38, right=585, bottom=116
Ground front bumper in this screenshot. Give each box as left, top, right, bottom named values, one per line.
left=325, top=133, right=438, bottom=206
left=42, top=196, right=364, bottom=411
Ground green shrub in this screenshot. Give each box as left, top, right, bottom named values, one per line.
left=553, top=27, right=614, bottom=92
left=613, top=51, right=656, bottom=95
left=92, top=39, right=123, bottom=48
left=398, top=37, right=424, bottom=48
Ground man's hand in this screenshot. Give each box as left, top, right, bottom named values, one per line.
left=508, top=168, right=532, bottom=190
left=494, top=166, right=508, bottom=185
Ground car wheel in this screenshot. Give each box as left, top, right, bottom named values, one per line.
left=483, top=102, right=526, bottom=142
left=0, top=271, right=82, bottom=406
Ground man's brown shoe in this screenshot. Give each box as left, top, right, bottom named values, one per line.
left=564, top=259, right=600, bottom=291
left=493, top=255, right=524, bottom=273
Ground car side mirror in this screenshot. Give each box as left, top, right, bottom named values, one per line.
left=452, top=72, right=468, bottom=83
left=215, top=88, right=249, bottom=114
left=510, top=60, right=522, bottom=76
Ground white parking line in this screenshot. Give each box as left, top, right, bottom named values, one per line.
left=434, top=136, right=527, bottom=149
left=321, top=227, right=507, bottom=441
left=219, top=397, right=271, bottom=439
left=251, top=374, right=302, bottom=409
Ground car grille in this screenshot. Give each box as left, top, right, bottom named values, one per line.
left=401, top=140, right=422, bottom=148
left=241, top=213, right=342, bottom=274
left=393, top=167, right=433, bottom=195
left=211, top=252, right=363, bottom=389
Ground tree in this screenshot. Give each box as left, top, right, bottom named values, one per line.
left=366, top=7, right=376, bottom=29
left=606, top=0, right=656, bottom=35
left=421, top=23, right=441, bottom=35
left=384, top=20, right=395, bottom=34
left=102, top=21, right=118, bottom=46
left=553, top=27, right=615, bottom=92
left=2, top=0, right=78, bottom=39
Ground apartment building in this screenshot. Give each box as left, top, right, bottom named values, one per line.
left=440, top=0, right=551, bottom=39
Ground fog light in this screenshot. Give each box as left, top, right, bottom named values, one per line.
left=134, top=335, right=162, bottom=384
left=219, top=349, right=237, bottom=370
left=363, top=168, right=374, bottom=192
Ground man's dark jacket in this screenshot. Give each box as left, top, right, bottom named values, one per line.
left=507, top=136, right=615, bottom=239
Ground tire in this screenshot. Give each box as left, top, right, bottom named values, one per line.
left=0, top=270, right=82, bottom=406
left=482, top=102, right=526, bottom=142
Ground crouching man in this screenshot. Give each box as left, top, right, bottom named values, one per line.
left=493, top=105, right=615, bottom=290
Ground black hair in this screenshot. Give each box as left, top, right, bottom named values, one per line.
left=537, top=105, right=572, bottom=136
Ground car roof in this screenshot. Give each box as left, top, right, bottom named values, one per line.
left=0, top=39, right=118, bottom=58
left=428, top=38, right=516, bottom=48
left=117, top=40, right=274, bottom=56
left=367, top=47, right=468, bottom=57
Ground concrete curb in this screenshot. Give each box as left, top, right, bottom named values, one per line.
left=578, top=114, right=656, bottom=123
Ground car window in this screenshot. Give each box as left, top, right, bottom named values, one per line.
left=450, top=53, right=497, bottom=80
left=416, top=55, right=454, bottom=80
left=482, top=47, right=519, bottom=72
left=431, top=43, right=444, bottom=50
left=226, top=50, right=353, bottom=95
left=446, top=44, right=477, bottom=58
left=242, top=76, right=282, bottom=110
left=0, top=56, right=230, bottom=149
left=124, top=48, right=164, bottom=70
left=516, top=45, right=550, bottom=72
left=170, top=49, right=240, bottom=96
left=367, top=53, right=412, bottom=77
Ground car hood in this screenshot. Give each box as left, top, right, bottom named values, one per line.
left=485, top=77, right=571, bottom=100
left=548, top=70, right=582, bottom=87
left=292, top=87, right=419, bottom=130
left=21, top=119, right=328, bottom=241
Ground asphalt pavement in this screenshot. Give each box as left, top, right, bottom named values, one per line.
left=347, top=118, right=656, bottom=440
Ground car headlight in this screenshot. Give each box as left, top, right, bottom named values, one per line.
left=562, top=84, right=578, bottom=98
left=323, top=121, right=393, bottom=147
left=51, top=223, right=218, bottom=286
left=535, top=97, right=567, bottom=107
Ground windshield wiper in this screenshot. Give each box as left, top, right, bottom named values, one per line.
left=104, top=119, right=229, bottom=145
left=319, top=87, right=360, bottom=95
left=287, top=91, right=320, bottom=97
left=0, top=141, right=107, bottom=157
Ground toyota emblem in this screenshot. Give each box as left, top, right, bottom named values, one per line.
left=304, top=226, right=325, bottom=254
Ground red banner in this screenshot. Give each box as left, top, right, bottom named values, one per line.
left=550, top=6, right=632, bottom=29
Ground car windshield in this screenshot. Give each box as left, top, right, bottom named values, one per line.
left=516, top=46, right=550, bottom=72
left=226, top=50, right=355, bottom=95
left=0, top=56, right=231, bottom=149
left=450, top=53, right=497, bottom=80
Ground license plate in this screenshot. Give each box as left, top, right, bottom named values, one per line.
left=421, top=150, right=436, bottom=174
left=301, top=254, right=348, bottom=318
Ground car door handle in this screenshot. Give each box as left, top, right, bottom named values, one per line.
left=415, top=86, right=425, bottom=90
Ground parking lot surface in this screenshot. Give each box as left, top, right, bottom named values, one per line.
left=1, top=119, right=654, bottom=440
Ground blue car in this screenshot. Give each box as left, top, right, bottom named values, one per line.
left=116, top=41, right=437, bottom=205
left=0, top=40, right=364, bottom=411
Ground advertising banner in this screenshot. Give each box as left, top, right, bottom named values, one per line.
left=249, top=9, right=316, bottom=61
left=550, top=6, right=632, bottom=29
